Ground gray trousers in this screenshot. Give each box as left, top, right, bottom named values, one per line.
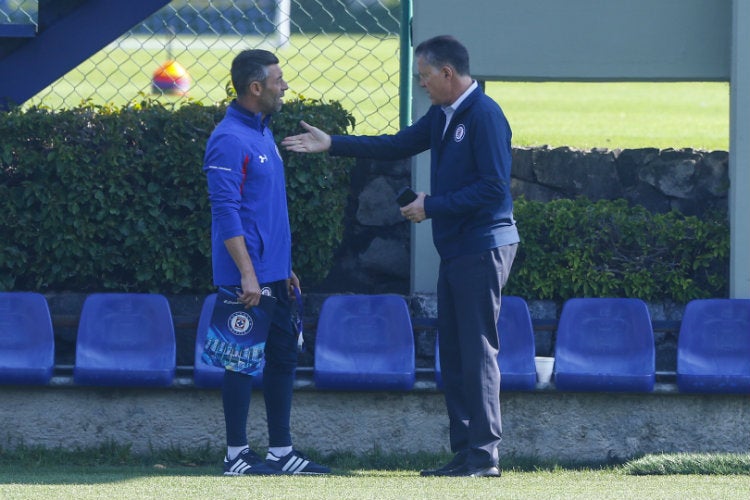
left=437, top=243, right=518, bottom=467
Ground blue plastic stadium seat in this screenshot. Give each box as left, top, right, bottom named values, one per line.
left=314, top=294, right=415, bottom=390
left=677, top=298, right=750, bottom=394
left=74, top=293, right=176, bottom=387
left=554, top=298, right=655, bottom=392
left=0, top=292, right=55, bottom=385
left=435, top=296, right=537, bottom=391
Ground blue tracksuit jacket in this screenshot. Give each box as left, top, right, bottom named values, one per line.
left=203, top=101, right=292, bottom=286
left=329, top=85, right=519, bottom=259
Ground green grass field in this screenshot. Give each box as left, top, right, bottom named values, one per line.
left=2, top=463, right=750, bottom=499
left=486, top=81, right=729, bottom=151
left=27, top=35, right=729, bottom=151
left=2, top=466, right=749, bottom=500
left=1, top=448, right=749, bottom=499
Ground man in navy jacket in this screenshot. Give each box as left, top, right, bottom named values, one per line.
left=282, top=35, right=519, bottom=477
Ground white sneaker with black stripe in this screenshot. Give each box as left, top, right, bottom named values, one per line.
left=223, top=448, right=267, bottom=475
left=265, top=449, right=331, bottom=475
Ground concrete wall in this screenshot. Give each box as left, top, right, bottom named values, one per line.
left=2, top=381, right=748, bottom=462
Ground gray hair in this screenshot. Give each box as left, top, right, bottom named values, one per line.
left=415, top=35, right=470, bottom=76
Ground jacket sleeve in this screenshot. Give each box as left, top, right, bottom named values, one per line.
left=329, top=110, right=434, bottom=160
left=203, top=134, right=246, bottom=241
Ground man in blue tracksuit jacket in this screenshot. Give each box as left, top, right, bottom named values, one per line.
left=203, top=49, right=329, bottom=476
left=282, top=35, right=519, bottom=477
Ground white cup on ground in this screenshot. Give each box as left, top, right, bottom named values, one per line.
left=534, top=356, right=555, bottom=384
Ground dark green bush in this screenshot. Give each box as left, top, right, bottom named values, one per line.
left=506, top=197, right=730, bottom=303
left=0, top=98, right=354, bottom=293
left=1, top=100, right=729, bottom=302
left=270, top=98, right=355, bottom=285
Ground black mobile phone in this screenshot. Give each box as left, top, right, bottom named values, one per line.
left=396, top=187, right=418, bottom=207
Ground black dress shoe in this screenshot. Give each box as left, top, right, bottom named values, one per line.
left=449, top=464, right=501, bottom=477
left=420, top=451, right=468, bottom=477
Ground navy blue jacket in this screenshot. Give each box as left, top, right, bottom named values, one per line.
left=330, top=85, right=519, bottom=259
left=203, top=102, right=292, bottom=286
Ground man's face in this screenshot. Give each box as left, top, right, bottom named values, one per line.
left=417, top=56, right=449, bottom=105
left=258, top=64, right=288, bottom=114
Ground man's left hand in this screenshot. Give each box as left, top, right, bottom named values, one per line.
left=288, top=270, right=301, bottom=297
left=400, top=192, right=427, bottom=223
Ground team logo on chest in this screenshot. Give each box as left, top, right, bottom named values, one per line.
left=259, top=154, right=268, bottom=163
left=454, top=124, right=466, bottom=142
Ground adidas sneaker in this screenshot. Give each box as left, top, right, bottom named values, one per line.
left=265, top=449, right=331, bottom=475
left=223, top=448, right=266, bottom=476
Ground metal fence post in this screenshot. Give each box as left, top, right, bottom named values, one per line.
left=399, top=0, right=412, bottom=129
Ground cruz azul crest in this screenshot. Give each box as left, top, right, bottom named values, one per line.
left=227, top=311, right=253, bottom=335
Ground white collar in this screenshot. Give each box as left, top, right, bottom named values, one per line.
left=442, top=80, right=478, bottom=114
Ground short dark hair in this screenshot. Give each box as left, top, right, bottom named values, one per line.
left=231, top=49, right=279, bottom=96
left=414, top=35, right=470, bottom=76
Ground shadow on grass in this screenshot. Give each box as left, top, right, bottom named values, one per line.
left=3, top=442, right=748, bottom=484
left=0, top=441, right=616, bottom=482
left=324, top=448, right=617, bottom=474
left=0, top=441, right=222, bottom=484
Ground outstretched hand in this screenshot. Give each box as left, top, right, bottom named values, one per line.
left=281, top=120, right=332, bottom=153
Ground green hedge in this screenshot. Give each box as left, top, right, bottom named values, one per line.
left=506, top=197, right=729, bottom=303
left=0, top=98, right=354, bottom=293
left=0, top=101, right=729, bottom=301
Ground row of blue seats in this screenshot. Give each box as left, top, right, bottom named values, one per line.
left=1, top=292, right=749, bottom=393
left=561, top=297, right=749, bottom=393
left=0, top=292, right=176, bottom=387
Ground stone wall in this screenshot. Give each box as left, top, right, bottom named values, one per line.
left=313, top=147, right=729, bottom=295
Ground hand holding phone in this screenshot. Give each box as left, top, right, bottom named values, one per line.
left=396, top=187, right=418, bottom=207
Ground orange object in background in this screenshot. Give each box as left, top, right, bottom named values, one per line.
left=152, top=60, right=191, bottom=95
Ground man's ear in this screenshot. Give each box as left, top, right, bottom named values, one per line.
left=248, top=80, right=263, bottom=96
left=442, top=65, right=453, bottom=79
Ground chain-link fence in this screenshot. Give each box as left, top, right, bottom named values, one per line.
left=1, top=0, right=403, bottom=134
